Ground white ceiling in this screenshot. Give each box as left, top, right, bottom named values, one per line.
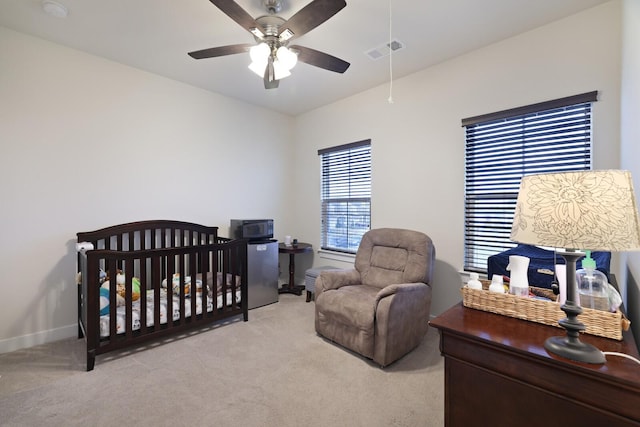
left=0, top=0, right=609, bottom=116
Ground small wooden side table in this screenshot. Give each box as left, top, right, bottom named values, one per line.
left=278, top=242, right=312, bottom=296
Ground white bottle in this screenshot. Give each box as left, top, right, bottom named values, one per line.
left=467, top=272, right=483, bottom=290
left=489, top=275, right=505, bottom=293
left=507, top=255, right=530, bottom=297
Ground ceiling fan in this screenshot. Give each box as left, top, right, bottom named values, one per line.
left=188, top=0, right=350, bottom=89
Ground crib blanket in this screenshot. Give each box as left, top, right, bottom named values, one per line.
left=99, top=288, right=241, bottom=337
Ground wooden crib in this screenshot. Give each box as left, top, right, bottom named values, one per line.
left=76, top=220, right=248, bottom=371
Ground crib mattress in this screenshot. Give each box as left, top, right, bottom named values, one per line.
left=99, top=288, right=241, bottom=337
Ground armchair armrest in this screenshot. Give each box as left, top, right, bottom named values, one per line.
left=373, top=282, right=432, bottom=366
left=315, top=269, right=360, bottom=294
left=375, top=282, right=429, bottom=301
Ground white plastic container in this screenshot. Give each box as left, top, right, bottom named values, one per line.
left=467, top=272, right=483, bottom=290
left=489, top=275, right=505, bottom=293
left=507, top=255, right=530, bottom=297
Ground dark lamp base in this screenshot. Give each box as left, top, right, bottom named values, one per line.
left=544, top=335, right=606, bottom=364
left=544, top=251, right=606, bottom=365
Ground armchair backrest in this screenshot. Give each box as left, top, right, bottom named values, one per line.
left=355, top=228, right=435, bottom=289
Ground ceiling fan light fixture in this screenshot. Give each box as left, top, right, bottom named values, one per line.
left=249, top=42, right=270, bottom=63
left=249, top=43, right=270, bottom=77
left=276, top=46, right=297, bottom=70
left=248, top=61, right=267, bottom=77
left=273, top=60, right=291, bottom=80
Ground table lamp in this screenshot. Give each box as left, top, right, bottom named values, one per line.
left=510, top=170, right=640, bottom=364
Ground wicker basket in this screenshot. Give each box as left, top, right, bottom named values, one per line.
left=461, top=280, right=630, bottom=340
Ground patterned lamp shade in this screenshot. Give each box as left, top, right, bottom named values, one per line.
left=510, top=170, right=640, bottom=251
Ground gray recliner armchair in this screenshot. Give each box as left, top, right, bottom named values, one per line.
left=314, top=228, right=436, bottom=367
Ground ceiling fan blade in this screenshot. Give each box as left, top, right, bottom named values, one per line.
left=263, top=58, right=279, bottom=89
left=290, top=45, right=350, bottom=73
left=188, top=44, right=253, bottom=59
left=209, top=0, right=259, bottom=32
left=278, top=0, right=346, bottom=40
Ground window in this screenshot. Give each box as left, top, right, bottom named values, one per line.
left=319, top=140, right=371, bottom=253
left=462, top=92, right=597, bottom=272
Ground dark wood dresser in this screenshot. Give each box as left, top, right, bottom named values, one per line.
left=430, top=302, right=640, bottom=427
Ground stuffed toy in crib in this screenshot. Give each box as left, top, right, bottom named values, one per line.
left=99, top=270, right=141, bottom=315
left=161, top=273, right=203, bottom=296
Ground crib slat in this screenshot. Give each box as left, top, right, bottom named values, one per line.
left=189, top=251, right=197, bottom=321
left=152, top=255, right=161, bottom=331
left=178, top=253, right=185, bottom=324
left=139, top=254, right=148, bottom=334
left=107, top=259, right=118, bottom=339
left=166, top=254, right=174, bottom=328
left=221, top=247, right=229, bottom=310
left=125, top=257, right=134, bottom=340
left=213, top=246, right=220, bottom=314
left=161, top=228, right=167, bottom=276
left=140, top=230, right=146, bottom=251
left=200, top=249, right=209, bottom=319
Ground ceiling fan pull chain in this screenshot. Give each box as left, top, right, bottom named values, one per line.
left=388, top=0, right=394, bottom=104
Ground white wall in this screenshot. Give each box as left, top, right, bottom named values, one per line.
left=0, top=26, right=295, bottom=352
left=621, top=0, right=640, bottom=348
left=292, top=1, right=622, bottom=316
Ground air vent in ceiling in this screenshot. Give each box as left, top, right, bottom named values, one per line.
left=365, top=39, right=405, bottom=60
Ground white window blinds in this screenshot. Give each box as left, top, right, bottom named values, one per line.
left=319, top=140, right=371, bottom=253
left=463, top=92, right=596, bottom=272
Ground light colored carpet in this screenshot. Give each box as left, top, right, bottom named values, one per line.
left=0, top=294, right=444, bottom=427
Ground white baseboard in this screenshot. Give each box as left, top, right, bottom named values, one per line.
left=0, top=324, right=78, bottom=354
